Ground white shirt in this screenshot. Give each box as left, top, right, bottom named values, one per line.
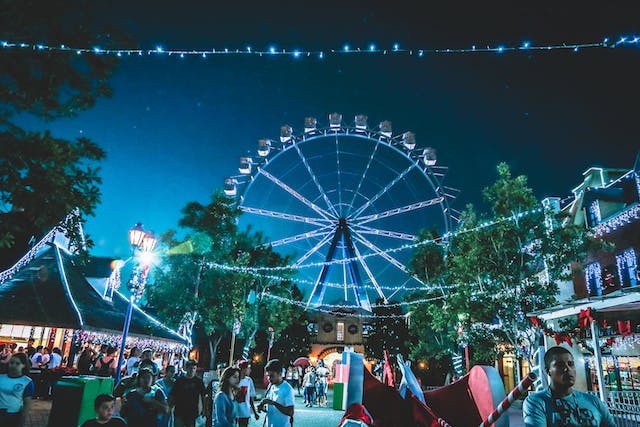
left=49, top=353, right=62, bottom=369
left=30, top=352, right=43, bottom=368
left=265, top=380, right=294, bottom=427
left=236, top=376, right=256, bottom=418
left=0, top=374, right=34, bottom=413
left=126, top=356, right=140, bottom=375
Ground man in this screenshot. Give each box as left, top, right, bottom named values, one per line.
left=49, top=348, right=62, bottom=370
left=236, top=360, right=259, bottom=427
left=126, top=347, right=141, bottom=376
left=523, top=346, right=616, bottom=427
left=315, top=360, right=330, bottom=407
left=30, top=346, right=44, bottom=369
left=258, top=359, right=294, bottom=427
left=25, top=339, right=36, bottom=359
left=169, top=360, right=205, bottom=427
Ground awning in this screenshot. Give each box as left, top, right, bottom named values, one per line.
left=0, top=243, right=187, bottom=345
left=529, top=289, right=640, bottom=321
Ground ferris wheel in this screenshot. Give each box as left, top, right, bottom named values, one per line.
left=223, top=114, right=457, bottom=312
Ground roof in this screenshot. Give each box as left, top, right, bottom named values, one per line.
left=529, top=288, right=640, bottom=321
left=0, top=243, right=186, bottom=344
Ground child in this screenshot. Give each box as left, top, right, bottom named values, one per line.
left=81, top=394, right=126, bottom=426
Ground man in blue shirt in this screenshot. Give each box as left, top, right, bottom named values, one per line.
left=523, top=346, right=615, bottom=427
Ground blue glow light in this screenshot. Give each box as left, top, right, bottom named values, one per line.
left=1, top=41, right=7, bottom=47
left=293, top=50, right=301, bottom=58
left=344, top=44, right=350, bottom=52
left=369, top=44, right=376, bottom=51
left=180, top=53, right=185, bottom=58
left=522, top=41, right=530, bottom=48
left=155, top=46, right=164, bottom=53
left=93, top=46, right=100, bottom=53
left=247, top=46, right=251, bottom=52
left=393, top=43, right=400, bottom=51
left=319, top=52, right=324, bottom=59
left=497, top=46, right=505, bottom=53
left=269, top=46, right=276, bottom=54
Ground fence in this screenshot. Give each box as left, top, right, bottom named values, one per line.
left=589, top=390, right=640, bottom=426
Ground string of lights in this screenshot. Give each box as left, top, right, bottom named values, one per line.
left=209, top=206, right=545, bottom=273
left=1, top=36, right=638, bottom=59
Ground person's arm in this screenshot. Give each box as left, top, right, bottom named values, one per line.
left=19, top=396, right=32, bottom=427
left=522, top=394, right=548, bottom=427
left=594, top=396, right=616, bottom=427
left=249, top=379, right=259, bottom=419
left=143, top=390, right=169, bottom=414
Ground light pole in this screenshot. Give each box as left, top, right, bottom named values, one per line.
left=114, top=223, right=157, bottom=386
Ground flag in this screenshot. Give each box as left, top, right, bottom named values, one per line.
left=397, top=354, right=426, bottom=404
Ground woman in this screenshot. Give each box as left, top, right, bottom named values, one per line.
left=213, top=366, right=240, bottom=427
left=121, top=369, right=168, bottom=427
left=77, top=347, right=95, bottom=375
left=93, top=346, right=117, bottom=377
left=156, top=365, right=176, bottom=427
left=0, top=353, right=34, bottom=427
left=0, top=344, right=12, bottom=374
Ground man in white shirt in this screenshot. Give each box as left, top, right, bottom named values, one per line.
left=126, top=347, right=141, bottom=376
left=236, top=360, right=259, bottom=427
left=30, top=346, right=44, bottom=369
left=258, top=359, right=294, bottom=427
left=49, top=348, right=62, bottom=369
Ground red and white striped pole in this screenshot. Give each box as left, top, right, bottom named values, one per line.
left=478, top=372, right=537, bottom=427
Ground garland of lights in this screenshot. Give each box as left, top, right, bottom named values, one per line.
left=591, top=204, right=640, bottom=236
left=74, top=330, right=185, bottom=353
left=1, top=36, right=638, bottom=59
left=616, top=248, right=638, bottom=286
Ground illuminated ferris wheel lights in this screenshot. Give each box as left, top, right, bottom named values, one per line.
left=379, top=120, right=393, bottom=138
left=238, top=156, right=253, bottom=174
left=280, top=125, right=293, bottom=142
left=329, top=113, right=343, bottom=129
left=257, top=139, right=271, bottom=157
left=304, top=117, right=318, bottom=133
left=422, top=147, right=437, bottom=166
left=354, top=114, right=368, bottom=131
left=224, top=178, right=238, bottom=196
left=402, top=131, right=416, bottom=150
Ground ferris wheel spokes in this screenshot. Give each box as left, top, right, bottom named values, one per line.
left=258, top=168, right=336, bottom=220
left=269, top=226, right=334, bottom=247
left=345, top=139, right=380, bottom=218
left=293, top=143, right=340, bottom=218
left=351, top=232, right=417, bottom=280
left=351, top=241, right=387, bottom=303
left=292, top=232, right=335, bottom=268
left=354, top=197, right=445, bottom=226
left=352, top=224, right=417, bottom=241
left=239, top=205, right=331, bottom=227
left=349, top=162, right=418, bottom=220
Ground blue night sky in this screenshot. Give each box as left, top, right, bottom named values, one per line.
left=18, top=2, right=640, bottom=261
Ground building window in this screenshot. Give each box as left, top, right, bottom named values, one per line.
left=616, top=248, right=639, bottom=288
left=336, top=322, right=345, bottom=342
left=588, top=201, right=601, bottom=227
left=585, top=263, right=602, bottom=296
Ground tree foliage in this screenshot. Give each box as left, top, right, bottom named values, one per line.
left=146, top=192, right=305, bottom=368
left=0, top=1, right=121, bottom=261
left=364, top=300, right=410, bottom=360
left=409, top=163, right=601, bottom=366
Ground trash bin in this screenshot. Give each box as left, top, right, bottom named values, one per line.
left=47, top=376, right=114, bottom=427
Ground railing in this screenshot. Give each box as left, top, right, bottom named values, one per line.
left=589, top=390, right=640, bottom=426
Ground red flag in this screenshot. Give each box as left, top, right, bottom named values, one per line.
left=383, top=350, right=395, bottom=387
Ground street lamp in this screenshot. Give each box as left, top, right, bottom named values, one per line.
left=114, top=223, right=157, bottom=385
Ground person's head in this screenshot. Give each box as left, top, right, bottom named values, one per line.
left=27, top=338, right=34, bottom=346
left=17, top=346, right=24, bottom=353
left=238, top=360, right=251, bottom=377
left=139, top=358, right=158, bottom=380
left=185, top=359, right=198, bottom=378
left=0, top=344, right=8, bottom=353
left=9, top=353, right=30, bottom=376
left=53, top=347, right=61, bottom=355
left=544, top=346, right=576, bottom=392
left=105, top=346, right=116, bottom=356
left=94, top=394, right=116, bottom=421
left=130, top=347, right=140, bottom=358
left=99, top=344, right=108, bottom=353
left=42, top=347, right=50, bottom=354
left=265, top=359, right=284, bottom=384
left=36, top=345, right=43, bottom=353
left=218, top=366, right=240, bottom=393
left=164, top=365, right=176, bottom=380
left=136, top=369, right=154, bottom=389
left=141, top=348, right=153, bottom=360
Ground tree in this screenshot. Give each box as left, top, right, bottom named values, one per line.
left=409, top=163, right=601, bottom=368
left=146, top=192, right=304, bottom=368
left=364, top=300, right=410, bottom=361
left=0, top=1, right=120, bottom=262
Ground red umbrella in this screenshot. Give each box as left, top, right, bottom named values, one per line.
left=293, top=357, right=311, bottom=368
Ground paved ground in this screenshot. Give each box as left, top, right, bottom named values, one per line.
left=29, top=389, right=524, bottom=427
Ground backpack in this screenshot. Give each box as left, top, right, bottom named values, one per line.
left=93, top=357, right=112, bottom=377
